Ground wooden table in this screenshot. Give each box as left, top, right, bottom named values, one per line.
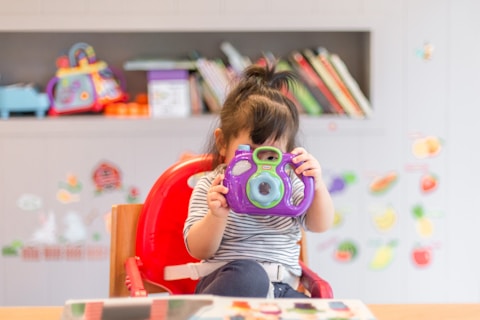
left=368, top=304, right=480, bottom=320
left=0, top=306, right=63, bottom=320
left=1, top=304, right=479, bottom=320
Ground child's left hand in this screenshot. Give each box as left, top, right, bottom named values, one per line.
left=290, top=147, right=323, bottom=190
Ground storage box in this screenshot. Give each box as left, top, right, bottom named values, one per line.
left=147, top=69, right=191, bottom=118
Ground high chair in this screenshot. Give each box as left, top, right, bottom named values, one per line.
left=109, top=154, right=333, bottom=298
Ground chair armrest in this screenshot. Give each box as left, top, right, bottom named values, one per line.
left=125, top=257, right=148, bottom=297
left=299, top=260, right=334, bottom=298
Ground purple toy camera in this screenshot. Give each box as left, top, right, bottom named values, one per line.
left=223, top=145, right=314, bottom=217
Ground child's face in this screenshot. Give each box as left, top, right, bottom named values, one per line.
left=218, top=129, right=288, bottom=164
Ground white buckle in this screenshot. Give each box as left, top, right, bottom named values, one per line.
left=275, top=264, right=284, bottom=282
left=187, top=262, right=200, bottom=280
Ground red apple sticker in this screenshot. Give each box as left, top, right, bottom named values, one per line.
left=411, top=245, right=432, bottom=267
left=420, top=173, right=438, bottom=193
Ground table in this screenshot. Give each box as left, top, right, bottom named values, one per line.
left=368, top=304, right=480, bottom=320
left=1, top=304, right=479, bottom=320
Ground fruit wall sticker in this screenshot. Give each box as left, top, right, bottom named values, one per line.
left=411, top=242, right=440, bottom=269
left=411, top=244, right=432, bottom=268
left=415, top=42, right=434, bottom=61
left=333, top=239, right=359, bottom=263
left=412, top=204, right=434, bottom=238
left=57, top=173, right=82, bottom=204
left=369, top=239, right=398, bottom=270
left=327, top=171, right=357, bottom=195
left=368, top=171, right=398, bottom=195
left=412, top=135, right=443, bottom=159
left=370, top=204, right=398, bottom=233
left=92, top=161, right=122, bottom=194
left=332, top=210, right=345, bottom=228
left=420, top=172, right=438, bottom=194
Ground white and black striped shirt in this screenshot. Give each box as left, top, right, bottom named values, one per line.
left=184, top=165, right=308, bottom=276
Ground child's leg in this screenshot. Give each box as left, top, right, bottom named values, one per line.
left=195, top=259, right=270, bottom=297
left=273, top=282, right=309, bottom=298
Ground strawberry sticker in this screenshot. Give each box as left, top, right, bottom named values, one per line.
left=420, top=173, right=438, bottom=194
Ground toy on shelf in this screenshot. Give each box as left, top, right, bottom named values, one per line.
left=223, top=145, right=314, bottom=217
left=0, top=84, right=50, bottom=119
left=46, top=42, right=127, bottom=116
left=104, top=93, right=149, bottom=117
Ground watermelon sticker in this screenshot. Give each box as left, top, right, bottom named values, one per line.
left=333, top=240, right=358, bottom=263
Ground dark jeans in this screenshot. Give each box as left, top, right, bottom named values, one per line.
left=195, top=259, right=309, bottom=298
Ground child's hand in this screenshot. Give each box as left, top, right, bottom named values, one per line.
left=291, top=147, right=324, bottom=190
left=208, top=174, right=230, bottom=218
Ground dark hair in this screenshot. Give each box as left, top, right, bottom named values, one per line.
left=206, top=63, right=301, bottom=167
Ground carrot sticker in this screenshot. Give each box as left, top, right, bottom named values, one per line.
left=369, top=171, right=398, bottom=195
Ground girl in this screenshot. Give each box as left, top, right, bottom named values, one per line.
left=183, top=63, right=334, bottom=298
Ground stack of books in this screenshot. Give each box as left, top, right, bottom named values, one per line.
left=123, top=43, right=372, bottom=118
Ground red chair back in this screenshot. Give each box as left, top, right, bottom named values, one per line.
left=135, top=155, right=213, bottom=294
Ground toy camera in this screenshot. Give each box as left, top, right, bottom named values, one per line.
left=223, top=145, right=314, bottom=217
left=46, top=42, right=127, bottom=115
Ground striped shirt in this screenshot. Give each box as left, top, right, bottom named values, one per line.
left=183, top=165, right=307, bottom=276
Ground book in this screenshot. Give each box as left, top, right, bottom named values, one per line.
left=188, top=72, right=206, bottom=115
left=147, top=69, right=191, bottom=118
left=328, top=52, right=373, bottom=117
left=276, top=59, right=323, bottom=116
left=123, top=58, right=197, bottom=71
left=255, top=55, right=310, bottom=115
left=304, top=48, right=364, bottom=118
left=195, top=58, right=231, bottom=107
left=199, top=77, right=222, bottom=113
left=288, top=51, right=345, bottom=115
left=220, top=41, right=252, bottom=74
left=316, top=47, right=368, bottom=117
left=61, top=295, right=377, bottom=320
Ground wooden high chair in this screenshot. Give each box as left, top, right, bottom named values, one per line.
left=109, top=155, right=333, bottom=298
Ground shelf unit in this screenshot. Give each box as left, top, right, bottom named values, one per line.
left=0, top=31, right=370, bottom=106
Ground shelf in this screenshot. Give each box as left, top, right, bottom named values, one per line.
left=0, top=114, right=384, bottom=138
left=0, top=31, right=370, bottom=103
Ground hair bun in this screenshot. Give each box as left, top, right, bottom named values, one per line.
left=242, top=63, right=296, bottom=91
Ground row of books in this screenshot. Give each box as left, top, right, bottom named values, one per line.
left=124, top=43, right=372, bottom=118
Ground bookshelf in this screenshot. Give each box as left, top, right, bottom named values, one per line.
left=0, top=31, right=370, bottom=110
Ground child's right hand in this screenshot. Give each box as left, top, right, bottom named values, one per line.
left=207, top=173, right=230, bottom=219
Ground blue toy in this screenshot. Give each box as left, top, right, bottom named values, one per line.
left=0, top=84, right=50, bottom=119
left=223, top=145, right=314, bottom=217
